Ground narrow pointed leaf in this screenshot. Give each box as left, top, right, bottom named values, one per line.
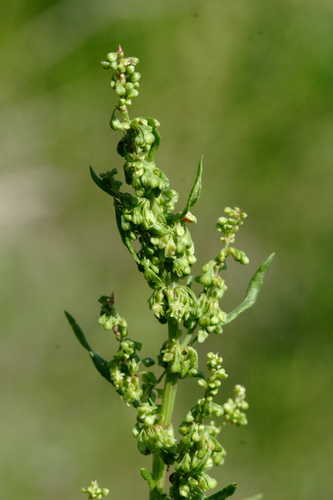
left=169, top=156, right=204, bottom=223
left=90, top=351, right=112, bottom=382
left=64, top=311, right=91, bottom=350
left=90, top=166, right=113, bottom=196
left=225, top=253, right=275, bottom=324
left=207, top=483, right=237, bottom=500
left=90, top=166, right=137, bottom=206
left=184, top=155, right=203, bottom=214
left=65, top=311, right=111, bottom=383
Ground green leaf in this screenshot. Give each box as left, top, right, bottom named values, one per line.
left=142, top=357, right=156, bottom=367
left=89, top=351, right=112, bottom=383
left=64, top=311, right=111, bottom=383
left=207, top=483, right=237, bottom=500
left=90, top=166, right=137, bottom=207
left=64, top=311, right=91, bottom=350
left=169, top=156, right=203, bottom=223
left=184, top=155, right=203, bottom=214
left=89, top=166, right=114, bottom=196
left=142, top=372, right=157, bottom=385
left=225, top=253, right=275, bottom=324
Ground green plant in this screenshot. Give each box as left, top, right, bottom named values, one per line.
left=65, top=46, right=274, bottom=500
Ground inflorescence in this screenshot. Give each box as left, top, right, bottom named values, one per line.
left=67, top=46, right=274, bottom=500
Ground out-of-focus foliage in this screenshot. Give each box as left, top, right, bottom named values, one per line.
left=0, top=1, right=332, bottom=499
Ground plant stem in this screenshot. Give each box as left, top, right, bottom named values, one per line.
left=150, top=320, right=179, bottom=498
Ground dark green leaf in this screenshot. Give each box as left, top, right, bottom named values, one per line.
left=207, top=483, right=237, bottom=500
left=90, top=166, right=137, bottom=208
left=64, top=311, right=91, bottom=350
left=89, top=351, right=112, bottom=382
left=64, top=311, right=111, bottom=383
left=133, top=340, right=143, bottom=351
left=225, top=253, right=275, bottom=324
left=89, top=166, right=114, bottom=196
left=142, top=357, right=156, bottom=367
left=142, top=372, right=157, bottom=385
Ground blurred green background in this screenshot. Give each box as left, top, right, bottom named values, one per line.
left=1, top=1, right=332, bottom=499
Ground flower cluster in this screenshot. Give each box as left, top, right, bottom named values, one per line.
left=170, top=353, right=234, bottom=499
left=133, top=403, right=176, bottom=456
left=149, top=285, right=197, bottom=326
left=195, top=207, right=251, bottom=342
left=66, top=47, right=273, bottom=500
left=96, top=49, right=198, bottom=318
left=217, top=206, right=248, bottom=245
left=82, top=480, right=109, bottom=499
left=98, top=295, right=143, bottom=406
left=223, top=384, right=249, bottom=426
left=159, top=339, right=198, bottom=378
left=101, top=45, right=141, bottom=130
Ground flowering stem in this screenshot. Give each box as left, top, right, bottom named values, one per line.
left=160, top=374, right=178, bottom=428
left=150, top=376, right=177, bottom=496
left=150, top=321, right=179, bottom=497
left=66, top=47, right=274, bottom=500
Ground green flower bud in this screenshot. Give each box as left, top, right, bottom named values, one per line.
left=131, top=71, right=141, bottom=82
left=82, top=480, right=109, bottom=499
left=199, top=473, right=217, bottom=491
left=179, top=484, right=190, bottom=497
left=106, top=52, right=117, bottom=62
left=228, top=247, right=250, bottom=265
left=198, top=330, right=208, bottom=343
left=115, top=83, right=126, bottom=96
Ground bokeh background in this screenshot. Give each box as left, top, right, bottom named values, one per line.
left=1, top=1, right=332, bottom=499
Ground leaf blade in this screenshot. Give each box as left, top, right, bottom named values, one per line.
left=64, top=311, right=111, bottom=383
left=184, top=155, right=203, bottom=214
left=90, top=351, right=112, bottom=383
left=64, top=311, right=91, bottom=351
left=225, top=253, right=275, bottom=324
left=207, top=483, right=237, bottom=500
left=89, top=166, right=113, bottom=196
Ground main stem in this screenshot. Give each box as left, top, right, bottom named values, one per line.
left=150, top=320, right=179, bottom=498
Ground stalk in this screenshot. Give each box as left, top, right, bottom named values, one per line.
left=150, top=375, right=177, bottom=496
left=150, top=320, right=179, bottom=497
